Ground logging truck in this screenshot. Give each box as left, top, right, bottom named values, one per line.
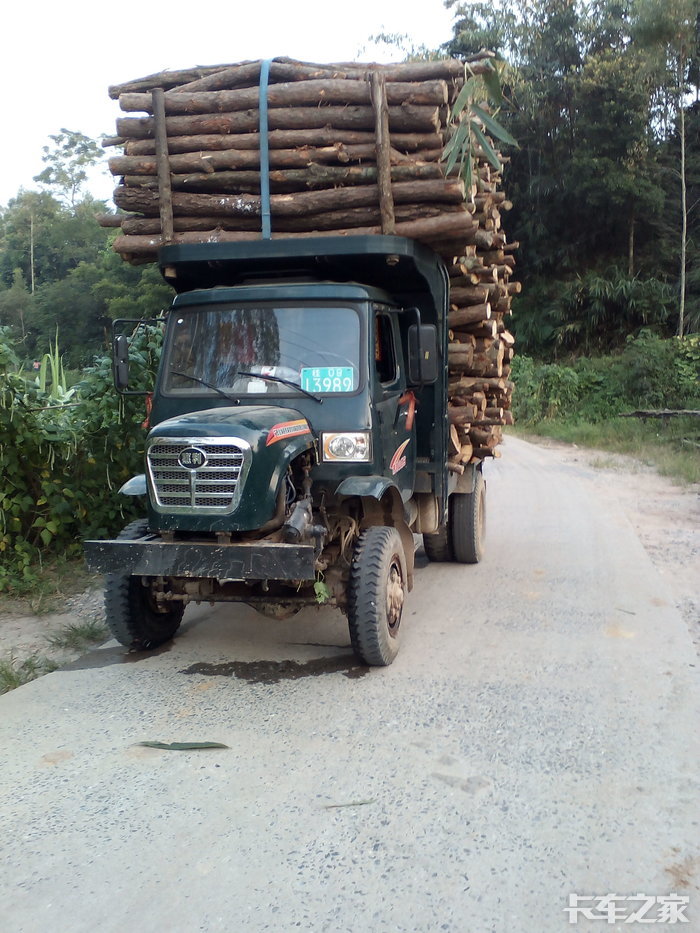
left=84, top=235, right=486, bottom=666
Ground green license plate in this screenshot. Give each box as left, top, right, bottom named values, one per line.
left=300, top=367, right=355, bottom=393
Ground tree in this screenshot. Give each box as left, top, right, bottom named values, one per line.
left=631, top=0, right=700, bottom=336
left=33, top=129, right=105, bottom=209
left=0, top=191, right=63, bottom=290
left=0, top=269, right=34, bottom=343
left=0, top=191, right=112, bottom=292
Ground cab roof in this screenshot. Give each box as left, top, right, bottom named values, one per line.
left=159, top=236, right=448, bottom=322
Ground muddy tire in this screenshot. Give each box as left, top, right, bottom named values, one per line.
left=348, top=526, right=406, bottom=667
left=104, top=520, right=184, bottom=650
left=422, top=525, right=452, bottom=562
left=450, top=471, right=486, bottom=564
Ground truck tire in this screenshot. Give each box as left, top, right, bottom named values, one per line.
left=104, top=519, right=185, bottom=650
left=450, top=471, right=486, bottom=564
left=348, top=526, right=405, bottom=666
left=422, top=526, right=452, bottom=562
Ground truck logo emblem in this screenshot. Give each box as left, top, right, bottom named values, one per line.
left=178, top=446, right=208, bottom=469
left=266, top=419, right=311, bottom=446
left=389, top=439, right=410, bottom=474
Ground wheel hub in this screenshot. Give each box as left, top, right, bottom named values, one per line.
left=386, top=562, right=404, bottom=635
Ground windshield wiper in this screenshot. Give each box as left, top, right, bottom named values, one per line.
left=169, top=370, right=240, bottom=404
left=236, top=371, right=323, bottom=404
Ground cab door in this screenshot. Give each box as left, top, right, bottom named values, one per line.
left=373, top=309, right=416, bottom=501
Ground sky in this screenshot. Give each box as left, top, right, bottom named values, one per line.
left=0, top=0, right=459, bottom=208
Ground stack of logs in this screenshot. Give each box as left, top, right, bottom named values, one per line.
left=101, top=54, right=518, bottom=464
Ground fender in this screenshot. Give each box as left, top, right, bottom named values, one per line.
left=334, top=475, right=399, bottom=501
left=335, top=476, right=414, bottom=590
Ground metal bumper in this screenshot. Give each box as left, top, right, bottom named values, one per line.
left=84, top=537, right=316, bottom=580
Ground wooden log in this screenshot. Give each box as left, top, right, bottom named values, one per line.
left=448, top=332, right=476, bottom=346
left=448, top=302, right=491, bottom=327
left=151, top=88, right=174, bottom=244
left=474, top=229, right=496, bottom=250
left=111, top=212, right=480, bottom=259
left=448, top=401, right=479, bottom=422
left=160, top=162, right=446, bottom=195
left=109, top=56, right=493, bottom=99
left=109, top=144, right=446, bottom=176
left=113, top=178, right=467, bottom=218
left=119, top=201, right=458, bottom=234
left=448, top=376, right=511, bottom=392
left=277, top=56, right=495, bottom=82
left=370, top=72, right=395, bottom=235
left=119, top=79, right=449, bottom=113
left=109, top=64, right=247, bottom=98
left=96, top=213, right=124, bottom=227
left=469, top=426, right=503, bottom=447
left=115, top=104, right=442, bottom=139
left=449, top=424, right=461, bottom=456
left=121, top=129, right=445, bottom=155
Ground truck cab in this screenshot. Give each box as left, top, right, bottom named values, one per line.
left=85, top=236, right=486, bottom=666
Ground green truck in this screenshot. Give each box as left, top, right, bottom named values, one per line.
left=84, top=234, right=486, bottom=666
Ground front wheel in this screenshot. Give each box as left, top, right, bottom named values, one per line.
left=104, top=520, right=184, bottom=650
left=348, top=526, right=406, bottom=666
left=450, top=471, right=486, bottom=564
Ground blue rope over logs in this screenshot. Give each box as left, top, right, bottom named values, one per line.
left=259, top=58, right=272, bottom=239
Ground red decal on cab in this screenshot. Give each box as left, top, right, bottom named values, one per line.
left=389, top=439, right=410, bottom=474
left=266, top=419, right=311, bottom=446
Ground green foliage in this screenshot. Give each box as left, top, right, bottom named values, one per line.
left=33, top=129, right=105, bottom=208
left=32, top=334, right=75, bottom=403
left=512, top=333, right=700, bottom=424
left=0, top=653, right=58, bottom=694
left=0, top=268, right=34, bottom=342
left=512, top=268, right=676, bottom=356
left=441, top=62, right=518, bottom=189
left=0, top=191, right=112, bottom=293
left=45, top=619, right=108, bottom=651
left=0, top=325, right=162, bottom=592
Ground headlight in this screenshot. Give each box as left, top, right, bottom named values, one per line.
left=322, top=432, right=371, bottom=462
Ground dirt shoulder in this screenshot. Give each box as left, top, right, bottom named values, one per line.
left=0, top=438, right=698, bottom=671
left=518, top=436, right=699, bottom=653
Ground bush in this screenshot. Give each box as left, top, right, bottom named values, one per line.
left=0, top=325, right=161, bottom=592
left=512, top=333, right=700, bottom=425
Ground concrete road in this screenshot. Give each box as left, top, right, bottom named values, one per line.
left=1, top=437, right=699, bottom=933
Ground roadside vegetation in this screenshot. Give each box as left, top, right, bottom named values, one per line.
left=0, top=616, right=108, bottom=695
left=510, top=333, right=700, bottom=484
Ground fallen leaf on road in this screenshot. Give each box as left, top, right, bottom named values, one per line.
left=323, top=799, right=375, bottom=809
left=135, top=741, right=229, bottom=750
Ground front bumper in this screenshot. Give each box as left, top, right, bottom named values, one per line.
left=84, top=536, right=316, bottom=580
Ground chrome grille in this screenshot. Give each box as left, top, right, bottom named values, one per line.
left=147, top=439, right=249, bottom=512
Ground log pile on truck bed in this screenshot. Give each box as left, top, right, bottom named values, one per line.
left=102, top=54, right=519, bottom=462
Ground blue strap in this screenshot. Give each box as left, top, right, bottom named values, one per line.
left=259, top=59, right=272, bottom=239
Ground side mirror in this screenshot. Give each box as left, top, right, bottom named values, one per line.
left=113, top=334, right=130, bottom=390
left=408, top=324, right=438, bottom=385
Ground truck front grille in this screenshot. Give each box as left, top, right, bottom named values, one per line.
left=146, top=439, right=250, bottom=513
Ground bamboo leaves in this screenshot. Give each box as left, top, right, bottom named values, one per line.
left=441, top=61, right=517, bottom=190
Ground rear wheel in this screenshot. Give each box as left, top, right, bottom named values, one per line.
left=104, top=520, right=184, bottom=650
left=450, top=471, right=486, bottom=564
left=348, top=526, right=406, bottom=666
left=422, top=525, right=452, bottom=562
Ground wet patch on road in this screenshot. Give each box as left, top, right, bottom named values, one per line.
left=63, top=640, right=176, bottom=670
left=181, top=654, right=370, bottom=683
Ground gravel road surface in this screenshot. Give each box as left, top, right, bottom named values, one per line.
left=1, top=436, right=698, bottom=933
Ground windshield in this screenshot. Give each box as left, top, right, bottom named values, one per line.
left=164, top=304, right=361, bottom=396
